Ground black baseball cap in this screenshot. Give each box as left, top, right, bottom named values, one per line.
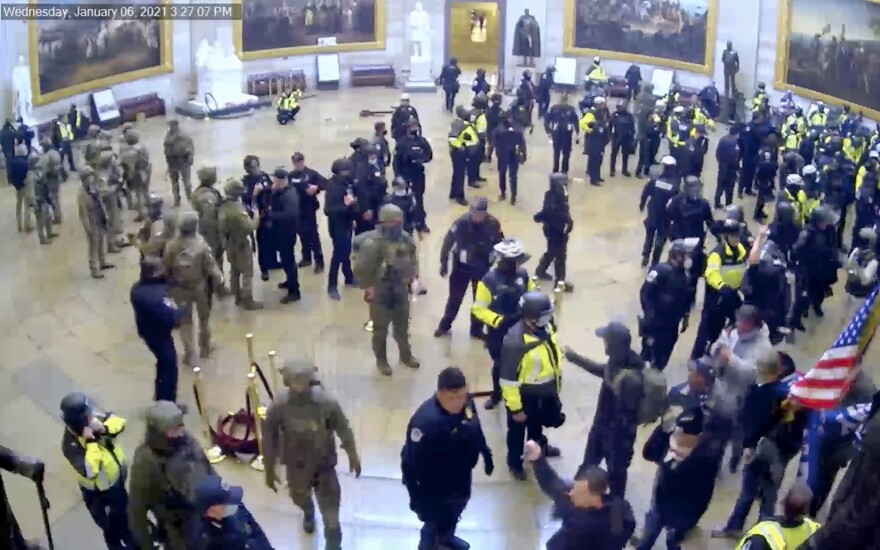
left=195, top=475, right=243, bottom=511
left=273, top=167, right=288, bottom=179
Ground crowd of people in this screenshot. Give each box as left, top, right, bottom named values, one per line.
left=3, top=53, right=880, bottom=550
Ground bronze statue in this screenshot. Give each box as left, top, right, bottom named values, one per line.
left=722, top=41, right=740, bottom=98
left=513, top=9, right=541, bottom=67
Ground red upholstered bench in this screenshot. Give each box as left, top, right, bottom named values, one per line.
left=678, top=86, right=699, bottom=107
left=118, top=93, right=166, bottom=122
left=246, top=70, right=307, bottom=96
left=607, top=75, right=629, bottom=98
left=350, top=64, right=395, bottom=87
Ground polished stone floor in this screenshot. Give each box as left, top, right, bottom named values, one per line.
left=1, top=87, right=873, bottom=549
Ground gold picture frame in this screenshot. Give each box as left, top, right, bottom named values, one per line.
left=28, top=0, right=173, bottom=107
left=233, top=0, right=386, bottom=61
left=562, top=0, right=718, bottom=75
left=774, top=0, right=880, bottom=121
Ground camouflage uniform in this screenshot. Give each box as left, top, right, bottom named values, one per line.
left=39, top=140, right=65, bottom=224
left=139, top=208, right=178, bottom=260
left=163, top=211, right=224, bottom=364
left=353, top=204, right=421, bottom=375
left=128, top=401, right=215, bottom=550
left=190, top=166, right=224, bottom=269
left=163, top=120, right=194, bottom=206
left=83, top=125, right=103, bottom=169
left=120, top=129, right=151, bottom=221
left=263, top=359, right=360, bottom=550
left=218, top=177, right=262, bottom=309
left=30, top=149, right=55, bottom=244
left=76, top=166, right=113, bottom=278
left=96, top=150, right=125, bottom=252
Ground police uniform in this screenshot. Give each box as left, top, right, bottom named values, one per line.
left=690, top=226, right=747, bottom=359
left=242, top=158, right=280, bottom=278
left=61, top=395, right=134, bottom=549
left=276, top=89, right=301, bottom=124
left=402, top=396, right=492, bottom=550
left=394, top=124, right=433, bottom=231
left=448, top=118, right=478, bottom=204
left=493, top=119, right=526, bottom=203
left=52, top=117, right=76, bottom=171
left=534, top=174, right=574, bottom=288
left=735, top=518, right=819, bottom=550
left=636, top=110, right=663, bottom=177
left=715, top=130, right=742, bottom=207
left=289, top=162, right=328, bottom=271
left=268, top=169, right=302, bottom=302
left=580, top=101, right=608, bottom=185
left=324, top=161, right=358, bottom=295
left=640, top=259, right=691, bottom=370
left=545, top=100, right=579, bottom=174
left=609, top=106, right=636, bottom=177
left=639, top=162, right=680, bottom=266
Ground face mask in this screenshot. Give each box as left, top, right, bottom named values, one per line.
left=369, top=158, right=378, bottom=165
left=536, top=312, right=552, bottom=328
left=684, top=258, right=693, bottom=270
left=167, top=434, right=186, bottom=449
left=393, top=188, right=408, bottom=196
left=497, top=259, right=516, bottom=273
left=222, top=504, right=238, bottom=517
left=383, top=226, right=403, bottom=239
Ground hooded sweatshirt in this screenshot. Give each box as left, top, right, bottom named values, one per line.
left=709, top=323, right=771, bottom=418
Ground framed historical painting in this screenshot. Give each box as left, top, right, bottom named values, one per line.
left=233, top=0, right=386, bottom=61
left=28, top=0, right=172, bottom=106
left=775, top=0, right=880, bottom=120
left=563, top=0, right=717, bottom=75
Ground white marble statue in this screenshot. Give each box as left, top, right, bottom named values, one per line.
left=195, top=39, right=214, bottom=70
left=408, top=2, right=431, bottom=59
left=12, top=55, right=35, bottom=126
left=194, top=34, right=252, bottom=109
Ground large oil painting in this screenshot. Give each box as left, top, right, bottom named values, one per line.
left=235, top=0, right=385, bottom=60
left=776, top=0, right=880, bottom=118
left=29, top=0, right=171, bottom=106
left=564, top=0, right=717, bottom=74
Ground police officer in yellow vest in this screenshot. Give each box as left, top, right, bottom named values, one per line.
left=499, top=290, right=564, bottom=480
left=843, top=134, right=866, bottom=166
left=60, top=392, right=135, bottom=549
left=690, top=219, right=748, bottom=359
left=472, top=94, right=489, bottom=182
left=735, top=481, right=819, bottom=550
left=808, top=102, right=827, bottom=129
left=448, top=108, right=480, bottom=205
left=580, top=97, right=608, bottom=185
left=751, top=83, right=769, bottom=114
left=584, top=56, right=608, bottom=93
left=276, top=88, right=301, bottom=125
left=855, top=150, right=880, bottom=192
left=782, top=128, right=801, bottom=153
left=53, top=114, right=76, bottom=171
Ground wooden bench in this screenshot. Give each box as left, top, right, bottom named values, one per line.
left=118, top=92, right=166, bottom=122
left=350, top=64, right=395, bottom=88
left=246, top=70, right=307, bottom=96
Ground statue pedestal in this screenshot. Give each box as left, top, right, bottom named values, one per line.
left=404, top=56, right=436, bottom=93
left=184, top=64, right=259, bottom=118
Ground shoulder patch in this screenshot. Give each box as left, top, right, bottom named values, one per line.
left=409, top=428, right=423, bottom=443
left=646, top=270, right=658, bottom=283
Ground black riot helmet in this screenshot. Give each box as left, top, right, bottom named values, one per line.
left=718, top=219, right=742, bottom=244
left=454, top=105, right=469, bottom=120
left=449, top=57, right=458, bottom=66
left=775, top=201, right=796, bottom=225
left=809, top=205, right=835, bottom=228
left=331, top=158, right=354, bottom=178
left=472, top=94, right=488, bottom=109
left=725, top=204, right=745, bottom=224
left=519, top=291, right=554, bottom=328
left=549, top=172, right=568, bottom=191
left=243, top=155, right=260, bottom=174
left=659, top=156, right=677, bottom=179
left=60, top=392, right=92, bottom=434
left=476, top=68, right=486, bottom=78
left=667, top=239, right=689, bottom=266
left=684, top=176, right=702, bottom=200
left=522, top=70, right=532, bottom=81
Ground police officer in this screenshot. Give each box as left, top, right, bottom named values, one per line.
left=472, top=94, right=489, bottom=180
left=60, top=393, right=134, bottom=550
left=438, top=58, right=462, bottom=112
left=535, top=65, right=556, bottom=118
left=499, top=291, right=564, bottom=480
left=534, top=173, right=574, bottom=292
left=753, top=146, right=779, bottom=221
left=744, top=230, right=791, bottom=344
left=191, top=475, right=272, bottom=549
left=265, top=167, right=301, bottom=304
left=687, top=123, right=710, bottom=178
left=640, top=241, right=692, bottom=370
left=394, top=118, right=433, bottom=231
left=639, top=156, right=680, bottom=267
left=635, top=100, right=665, bottom=178
left=769, top=201, right=801, bottom=263
left=52, top=113, right=75, bottom=171
left=218, top=178, right=264, bottom=311
left=485, top=93, right=504, bottom=162
left=391, top=94, right=420, bottom=141
left=545, top=93, right=579, bottom=174
left=242, top=156, right=278, bottom=280
left=738, top=122, right=761, bottom=197
left=131, top=257, right=185, bottom=401
left=580, top=96, right=609, bottom=185
left=609, top=102, right=635, bottom=177
left=715, top=125, right=742, bottom=208
left=372, top=122, right=392, bottom=175
left=666, top=176, right=713, bottom=247
left=493, top=112, right=526, bottom=204
left=402, top=367, right=493, bottom=550
left=275, top=86, right=301, bottom=124
left=447, top=113, right=478, bottom=207
left=384, top=176, right=417, bottom=235
left=779, top=151, right=805, bottom=192
left=263, top=359, right=360, bottom=550
left=791, top=205, right=840, bottom=327
left=289, top=151, right=327, bottom=273
left=129, top=401, right=215, bottom=550
left=353, top=145, right=388, bottom=236
left=324, top=158, right=358, bottom=300
left=472, top=239, right=536, bottom=410
left=690, top=219, right=748, bottom=359
left=353, top=204, right=421, bottom=375
left=471, top=68, right=491, bottom=96
left=732, top=481, right=819, bottom=549
left=436, top=197, right=504, bottom=338
left=192, top=166, right=225, bottom=270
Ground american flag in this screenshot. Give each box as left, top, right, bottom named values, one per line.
left=790, top=285, right=880, bottom=410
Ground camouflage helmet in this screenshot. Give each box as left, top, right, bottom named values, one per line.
left=79, top=165, right=95, bottom=181
left=280, top=358, right=318, bottom=387
left=223, top=177, right=245, bottom=197
left=98, top=150, right=115, bottom=169
left=146, top=401, right=184, bottom=433
left=121, top=122, right=135, bottom=133
left=86, top=125, right=100, bottom=138
left=124, top=130, right=140, bottom=145
left=378, top=203, right=403, bottom=223
left=178, top=211, right=199, bottom=235
left=197, top=166, right=217, bottom=185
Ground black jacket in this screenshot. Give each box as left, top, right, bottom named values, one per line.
left=188, top=506, right=272, bottom=550
left=493, top=125, right=527, bottom=163
left=324, top=175, right=359, bottom=234
left=7, top=155, right=28, bottom=190
left=393, top=134, right=433, bottom=176
left=545, top=104, right=579, bottom=142
left=0, top=123, right=15, bottom=157
left=440, top=213, right=504, bottom=273
left=130, top=278, right=183, bottom=343
left=288, top=167, right=327, bottom=217
left=439, top=64, right=461, bottom=91
left=665, top=195, right=712, bottom=241
left=534, top=187, right=572, bottom=234
left=535, top=457, right=635, bottom=550
left=268, top=184, right=300, bottom=238
left=391, top=106, right=420, bottom=140
left=640, top=177, right=679, bottom=227
left=610, top=111, right=636, bottom=143
left=243, top=172, right=273, bottom=218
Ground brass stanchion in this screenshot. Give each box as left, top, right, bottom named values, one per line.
left=364, top=319, right=373, bottom=332
left=245, top=333, right=255, bottom=365
left=268, top=350, right=279, bottom=398
left=246, top=370, right=266, bottom=471
left=553, top=281, right=565, bottom=328
left=531, top=275, right=541, bottom=290
left=192, top=367, right=225, bottom=464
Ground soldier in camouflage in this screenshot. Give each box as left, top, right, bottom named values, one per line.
left=163, top=120, right=194, bottom=206
left=118, top=122, right=135, bottom=151
left=191, top=166, right=224, bottom=270
left=39, top=139, right=65, bottom=224
left=83, top=125, right=103, bottom=169
left=30, top=147, right=56, bottom=244
left=76, top=166, right=115, bottom=279
left=120, top=129, right=151, bottom=222
left=263, top=359, right=361, bottom=550
left=353, top=203, right=421, bottom=375
left=96, top=149, right=126, bottom=253
left=140, top=208, right=178, bottom=260
left=163, top=211, right=224, bottom=364
left=218, top=177, right=263, bottom=310
left=130, top=194, right=166, bottom=255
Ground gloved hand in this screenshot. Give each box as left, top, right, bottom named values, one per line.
left=348, top=453, right=362, bottom=478
left=15, top=456, right=44, bottom=482
left=719, top=285, right=738, bottom=305
left=482, top=449, right=494, bottom=476
left=264, top=468, right=279, bottom=492
left=440, top=264, right=448, bottom=278
left=532, top=212, right=542, bottom=223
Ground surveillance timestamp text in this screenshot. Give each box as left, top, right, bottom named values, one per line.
left=0, top=3, right=242, bottom=20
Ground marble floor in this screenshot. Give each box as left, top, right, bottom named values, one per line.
left=1, top=87, right=873, bottom=549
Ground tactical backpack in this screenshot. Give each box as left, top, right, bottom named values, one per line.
left=121, top=148, right=139, bottom=181
left=613, top=366, right=667, bottom=424
left=173, top=243, right=202, bottom=286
